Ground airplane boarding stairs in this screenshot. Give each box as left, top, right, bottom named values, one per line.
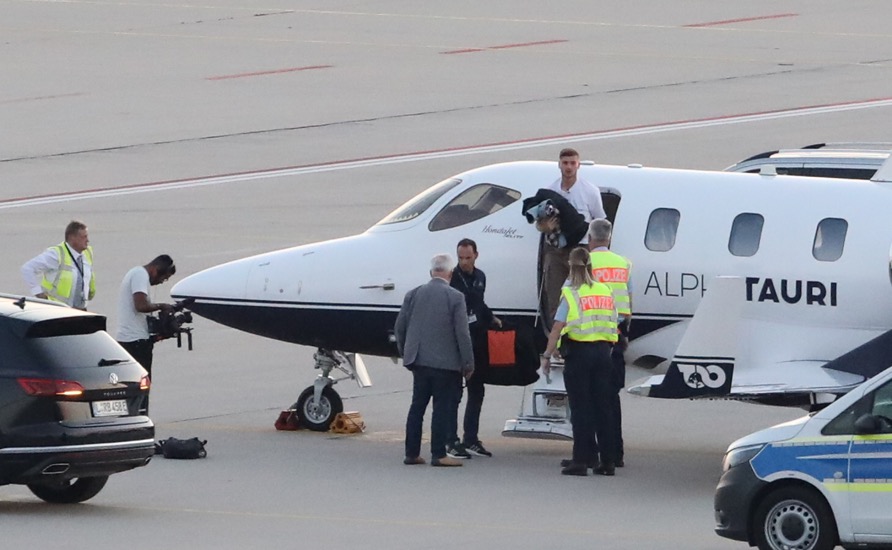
left=502, top=359, right=573, bottom=441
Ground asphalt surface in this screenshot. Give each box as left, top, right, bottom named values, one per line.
left=2, top=2, right=891, bottom=548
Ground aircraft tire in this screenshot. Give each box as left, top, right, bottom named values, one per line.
left=752, top=485, right=837, bottom=550
left=27, top=476, right=109, bottom=504
left=294, top=385, right=343, bottom=432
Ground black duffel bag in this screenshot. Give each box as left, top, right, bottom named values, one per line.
left=482, top=322, right=539, bottom=386
left=156, top=437, right=207, bottom=459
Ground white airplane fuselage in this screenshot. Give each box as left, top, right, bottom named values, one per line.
left=171, top=160, right=892, bottom=405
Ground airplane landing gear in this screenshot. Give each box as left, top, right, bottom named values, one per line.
left=291, top=349, right=372, bottom=431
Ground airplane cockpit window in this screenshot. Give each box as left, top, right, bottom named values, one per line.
left=812, top=218, right=847, bottom=262
left=428, top=184, right=521, bottom=232
left=644, top=208, right=680, bottom=252
left=728, top=213, right=764, bottom=257
left=376, top=178, right=463, bottom=225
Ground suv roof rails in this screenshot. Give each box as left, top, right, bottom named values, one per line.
left=802, top=142, right=892, bottom=151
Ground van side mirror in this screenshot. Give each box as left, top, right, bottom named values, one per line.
left=854, top=413, right=882, bottom=434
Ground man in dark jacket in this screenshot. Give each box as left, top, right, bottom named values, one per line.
left=447, top=239, right=501, bottom=459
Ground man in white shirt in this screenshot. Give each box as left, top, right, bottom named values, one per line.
left=116, top=255, right=176, bottom=378
left=547, top=148, right=607, bottom=225
left=21, top=220, right=95, bottom=310
left=541, top=148, right=607, bottom=326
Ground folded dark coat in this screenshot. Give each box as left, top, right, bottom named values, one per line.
left=521, top=188, right=588, bottom=249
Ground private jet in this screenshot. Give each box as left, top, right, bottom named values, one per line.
left=171, top=156, right=892, bottom=431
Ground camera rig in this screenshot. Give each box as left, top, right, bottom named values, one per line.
left=147, top=298, right=195, bottom=350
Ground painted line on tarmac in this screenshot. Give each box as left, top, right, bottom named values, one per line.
left=206, top=65, right=333, bottom=80
left=684, top=13, right=798, bottom=28
left=2, top=95, right=892, bottom=210
left=441, top=39, right=568, bottom=55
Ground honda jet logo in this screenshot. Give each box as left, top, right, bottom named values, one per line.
left=649, top=356, right=734, bottom=398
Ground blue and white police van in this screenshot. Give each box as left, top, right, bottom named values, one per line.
left=714, top=365, right=892, bottom=550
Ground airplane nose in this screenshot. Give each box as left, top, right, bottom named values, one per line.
left=171, top=257, right=254, bottom=301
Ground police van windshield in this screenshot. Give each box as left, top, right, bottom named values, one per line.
left=376, top=178, right=462, bottom=225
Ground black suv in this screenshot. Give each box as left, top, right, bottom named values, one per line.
left=0, top=293, right=154, bottom=503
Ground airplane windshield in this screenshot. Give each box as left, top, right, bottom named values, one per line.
left=428, top=184, right=521, bottom=231
left=376, top=178, right=462, bottom=225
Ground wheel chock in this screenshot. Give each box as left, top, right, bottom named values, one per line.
left=274, top=409, right=302, bottom=431
left=329, top=411, right=365, bottom=434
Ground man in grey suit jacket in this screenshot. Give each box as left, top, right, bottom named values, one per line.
left=395, top=253, right=475, bottom=467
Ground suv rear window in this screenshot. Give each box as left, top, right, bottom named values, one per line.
left=22, top=331, right=131, bottom=370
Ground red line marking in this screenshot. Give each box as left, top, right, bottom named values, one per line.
left=3, top=95, right=892, bottom=206
left=441, top=39, right=567, bottom=55
left=684, top=13, right=797, bottom=28
left=206, top=65, right=332, bottom=81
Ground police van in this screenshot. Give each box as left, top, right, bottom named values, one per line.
left=725, top=142, right=892, bottom=180
left=714, top=364, right=892, bottom=550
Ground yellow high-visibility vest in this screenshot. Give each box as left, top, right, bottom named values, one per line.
left=590, top=250, right=631, bottom=317
left=560, top=282, right=618, bottom=344
left=40, top=243, right=95, bottom=304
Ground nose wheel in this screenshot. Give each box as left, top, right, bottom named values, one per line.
left=293, top=384, right=343, bottom=431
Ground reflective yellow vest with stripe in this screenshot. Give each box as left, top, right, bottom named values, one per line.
left=560, top=282, right=618, bottom=344
left=40, top=243, right=96, bottom=303
left=590, top=250, right=631, bottom=317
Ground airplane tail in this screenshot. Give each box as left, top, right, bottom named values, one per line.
left=629, top=276, right=871, bottom=405
left=630, top=276, right=742, bottom=399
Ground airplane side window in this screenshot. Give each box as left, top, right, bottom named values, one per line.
left=644, top=208, right=680, bottom=252
left=728, top=213, right=764, bottom=257
left=376, top=178, right=462, bottom=225
left=812, top=218, right=848, bottom=262
left=428, top=184, right=520, bottom=232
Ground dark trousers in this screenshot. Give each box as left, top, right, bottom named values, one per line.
left=563, top=340, right=616, bottom=465
left=454, top=325, right=488, bottom=446
left=541, top=245, right=570, bottom=331
left=461, top=376, right=485, bottom=446
left=119, top=339, right=154, bottom=415
left=611, top=344, right=626, bottom=460
left=405, top=366, right=462, bottom=460
left=119, top=339, right=155, bottom=377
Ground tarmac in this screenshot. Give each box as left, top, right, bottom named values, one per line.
left=2, top=1, right=892, bottom=548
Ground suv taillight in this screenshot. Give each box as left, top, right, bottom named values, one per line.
left=17, top=377, right=85, bottom=397
left=140, top=375, right=151, bottom=390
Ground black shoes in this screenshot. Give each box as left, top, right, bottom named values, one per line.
left=560, top=458, right=595, bottom=469
left=559, top=459, right=616, bottom=476
left=561, top=462, right=589, bottom=476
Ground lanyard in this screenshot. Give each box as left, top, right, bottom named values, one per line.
left=65, top=244, right=84, bottom=277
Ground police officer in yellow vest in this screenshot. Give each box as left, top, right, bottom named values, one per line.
left=21, top=220, right=96, bottom=310
left=540, top=247, right=619, bottom=476
left=588, top=218, right=631, bottom=467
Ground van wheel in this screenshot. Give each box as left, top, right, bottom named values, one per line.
left=27, top=476, right=109, bottom=504
left=753, top=486, right=837, bottom=550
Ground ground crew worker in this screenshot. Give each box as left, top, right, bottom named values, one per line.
left=21, top=220, right=95, bottom=310
left=540, top=247, right=619, bottom=476
left=588, top=218, right=631, bottom=467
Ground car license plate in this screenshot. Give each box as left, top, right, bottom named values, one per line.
left=92, top=399, right=128, bottom=417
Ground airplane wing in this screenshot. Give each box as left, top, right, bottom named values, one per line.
left=628, top=276, right=892, bottom=407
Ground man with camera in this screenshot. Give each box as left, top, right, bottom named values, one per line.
left=115, top=254, right=178, bottom=378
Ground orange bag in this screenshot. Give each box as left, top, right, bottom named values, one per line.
left=488, top=329, right=516, bottom=367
